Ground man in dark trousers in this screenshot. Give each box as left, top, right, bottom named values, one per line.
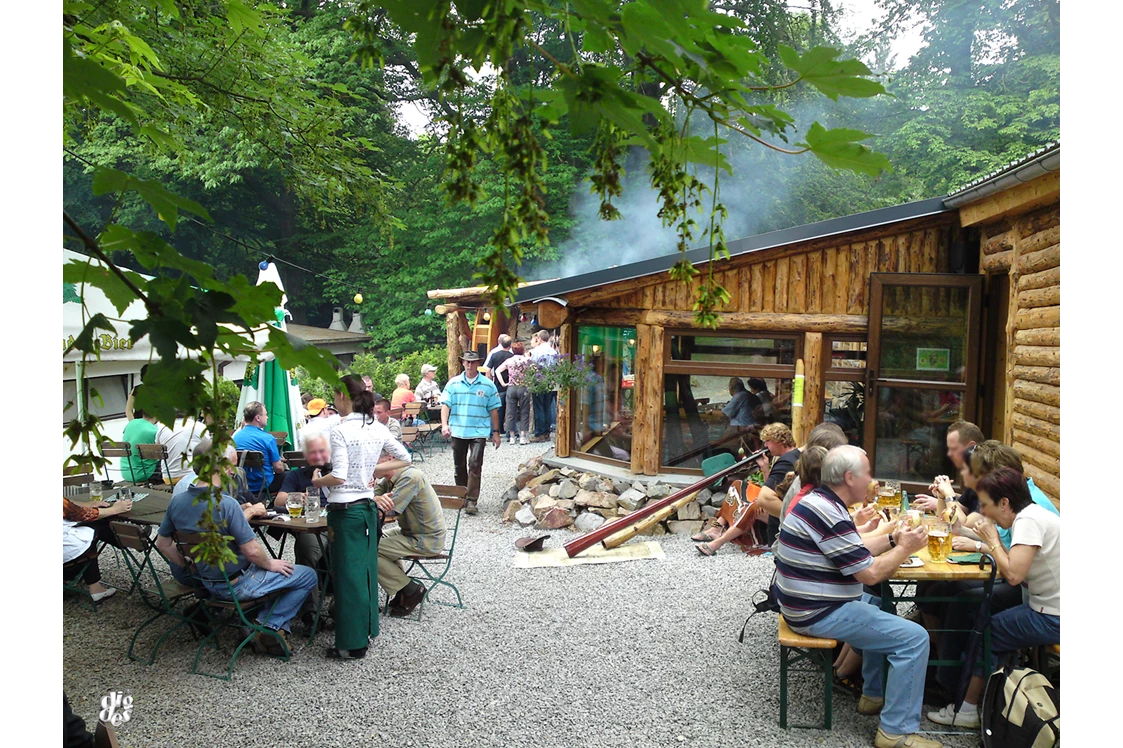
left=440, top=351, right=502, bottom=515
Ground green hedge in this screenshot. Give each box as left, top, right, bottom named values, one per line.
left=295, top=345, right=449, bottom=402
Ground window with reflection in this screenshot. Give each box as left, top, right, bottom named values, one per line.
left=661, top=332, right=798, bottom=470
left=823, top=337, right=867, bottom=447
left=572, top=326, right=636, bottom=463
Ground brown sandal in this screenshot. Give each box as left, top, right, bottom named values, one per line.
left=696, top=543, right=717, bottom=556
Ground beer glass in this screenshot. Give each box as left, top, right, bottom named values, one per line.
left=287, top=493, right=305, bottom=519
left=926, top=520, right=952, bottom=563
left=305, top=489, right=320, bottom=524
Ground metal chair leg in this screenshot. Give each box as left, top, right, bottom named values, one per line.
left=779, top=645, right=789, bottom=729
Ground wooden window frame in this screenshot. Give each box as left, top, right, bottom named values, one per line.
left=664, top=329, right=802, bottom=378
left=823, top=334, right=868, bottom=383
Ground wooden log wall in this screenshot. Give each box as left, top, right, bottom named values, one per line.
left=555, top=323, right=574, bottom=458
left=567, top=220, right=958, bottom=319
left=976, top=202, right=1061, bottom=506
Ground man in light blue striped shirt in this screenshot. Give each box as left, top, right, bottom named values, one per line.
left=440, top=351, right=501, bottom=515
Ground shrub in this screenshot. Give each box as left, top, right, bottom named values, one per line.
left=294, top=345, right=449, bottom=402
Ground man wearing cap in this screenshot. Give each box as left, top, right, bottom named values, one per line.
left=414, top=364, right=442, bottom=406
left=302, top=398, right=340, bottom=441
left=440, top=351, right=502, bottom=515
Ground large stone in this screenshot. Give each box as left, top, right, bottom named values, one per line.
left=667, top=520, right=704, bottom=536
left=554, top=499, right=575, bottom=512
left=515, top=505, right=536, bottom=526
left=538, top=507, right=574, bottom=530
left=575, top=490, right=617, bottom=509
left=631, top=481, right=649, bottom=496
left=595, top=478, right=615, bottom=493
left=676, top=501, right=702, bottom=521
left=556, top=479, right=579, bottom=500
left=696, top=488, right=713, bottom=505
left=548, top=484, right=562, bottom=498
left=646, top=483, right=673, bottom=499
left=527, top=469, right=561, bottom=489
left=532, top=496, right=558, bottom=514
left=616, top=488, right=647, bottom=512
left=612, top=479, right=633, bottom=495
left=514, top=469, right=538, bottom=490
left=502, top=485, right=520, bottom=504
left=701, top=505, right=719, bottom=519
left=710, top=490, right=728, bottom=507
left=537, top=464, right=552, bottom=476
left=517, top=488, right=536, bottom=504
left=559, top=467, right=576, bottom=477
left=574, top=512, right=606, bottom=533
left=501, top=500, right=522, bottom=524
left=591, top=507, right=618, bottom=519
left=577, top=473, right=599, bottom=491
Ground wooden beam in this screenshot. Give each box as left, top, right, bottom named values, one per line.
left=802, top=332, right=824, bottom=440
left=575, top=308, right=870, bottom=332
left=555, top=323, right=574, bottom=458
left=445, top=310, right=462, bottom=380
left=1017, top=266, right=1060, bottom=292
left=1012, top=380, right=1060, bottom=408
left=1016, top=245, right=1060, bottom=275
left=537, top=299, right=571, bottom=329
left=1012, top=397, right=1061, bottom=427
left=641, top=325, right=666, bottom=476
left=427, top=279, right=554, bottom=303
left=1016, top=286, right=1060, bottom=309
left=1012, top=345, right=1060, bottom=367
left=1010, top=411, right=1060, bottom=442
left=1012, top=365, right=1059, bottom=386
left=1014, top=305, right=1060, bottom=330
left=433, top=303, right=459, bottom=316
left=980, top=250, right=1013, bottom=272
left=957, top=171, right=1060, bottom=227
left=1011, top=428, right=1061, bottom=459
left=630, top=324, right=652, bottom=475
left=1013, top=327, right=1060, bottom=347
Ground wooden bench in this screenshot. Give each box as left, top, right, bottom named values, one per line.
left=778, top=615, right=836, bottom=730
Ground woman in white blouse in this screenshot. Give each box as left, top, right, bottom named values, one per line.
left=312, top=374, right=411, bottom=660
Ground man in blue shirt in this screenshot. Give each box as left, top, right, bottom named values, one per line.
left=233, top=401, right=286, bottom=496
left=154, top=445, right=317, bottom=655
left=440, top=351, right=501, bottom=515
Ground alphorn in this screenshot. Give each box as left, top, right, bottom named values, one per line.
left=601, top=490, right=701, bottom=550
left=563, top=448, right=766, bottom=557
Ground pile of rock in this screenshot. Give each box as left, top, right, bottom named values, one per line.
left=500, top=456, right=728, bottom=536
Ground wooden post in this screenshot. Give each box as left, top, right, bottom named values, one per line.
left=555, top=322, right=574, bottom=458
left=791, top=359, right=805, bottom=445
left=445, top=309, right=462, bottom=380
left=641, top=325, right=666, bottom=476
left=802, top=332, right=824, bottom=440
left=630, top=324, right=651, bottom=475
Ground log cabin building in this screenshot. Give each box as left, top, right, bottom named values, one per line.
left=428, top=143, right=1060, bottom=505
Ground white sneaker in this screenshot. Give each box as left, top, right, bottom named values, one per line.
left=91, top=587, right=117, bottom=603
left=519, top=435, right=529, bottom=445
left=926, top=703, right=979, bottom=728
left=507, top=434, right=515, bottom=444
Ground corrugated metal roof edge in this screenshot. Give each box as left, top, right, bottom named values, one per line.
left=517, top=196, right=951, bottom=303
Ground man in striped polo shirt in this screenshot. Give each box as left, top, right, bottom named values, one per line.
left=774, top=445, right=938, bottom=748
left=440, top=351, right=502, bottom=515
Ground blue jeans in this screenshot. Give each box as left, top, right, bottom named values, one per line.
left=971, top=603, right=1059, bottom=673
left=533, top=391, right=557, bottom=436
left=204, top=565, right=318, bottom=633
left=796, top=598, right=930, bottom=735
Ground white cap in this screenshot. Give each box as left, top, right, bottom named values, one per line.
left=420, top=363, right=437, bottom=374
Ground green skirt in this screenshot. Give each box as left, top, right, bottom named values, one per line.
left=327, top=501, right=380, bottom=650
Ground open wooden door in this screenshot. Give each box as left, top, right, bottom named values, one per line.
left=863, top=273, right=984, bottom=490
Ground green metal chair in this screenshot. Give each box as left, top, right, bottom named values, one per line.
left=701, top=452, right=738, bottom=490
left=384, top=485, right=468, bottom=621
left=778, top=615, right=835, bottom=730
left=171, top=531, right=290, bottom=681
left=109, top=521, right=197, bottom=665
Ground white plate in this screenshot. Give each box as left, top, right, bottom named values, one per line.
left=900, top=556, right=924, bottom=568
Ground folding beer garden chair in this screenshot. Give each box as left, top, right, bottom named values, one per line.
left=284, top=450, right=308, bottom=469
left=171, top=531, right=290, bottom=681
left=384, top=485, right=468, bottom=621
left=236, top=450, right=271, bottom=503
left=135, top=443, right=173, bottom=487
left=99, top=441, right=137, bottom=484
left=109, top=521, right=197, bottom=665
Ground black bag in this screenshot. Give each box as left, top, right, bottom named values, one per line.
left=738, top=567, right=781, bottom=643
left=980, top=665, right=1060, bottom=748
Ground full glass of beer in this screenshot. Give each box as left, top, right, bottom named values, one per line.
left=287, top=492, right=305, bottom=519
left=926, top=520, right=952, bottom=563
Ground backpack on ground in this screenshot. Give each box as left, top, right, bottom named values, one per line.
left=981, top=664, right=1060, bottom=748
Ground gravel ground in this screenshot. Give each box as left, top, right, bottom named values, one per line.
left=64, top=440, right=978, bottom=747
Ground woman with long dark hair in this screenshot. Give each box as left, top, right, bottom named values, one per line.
left=312, top=374, right=411, bottom=659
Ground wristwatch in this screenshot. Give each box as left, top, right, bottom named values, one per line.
left=974, top=540, right=983, bottom=552
left=888, top=534, right=896, bottom=549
